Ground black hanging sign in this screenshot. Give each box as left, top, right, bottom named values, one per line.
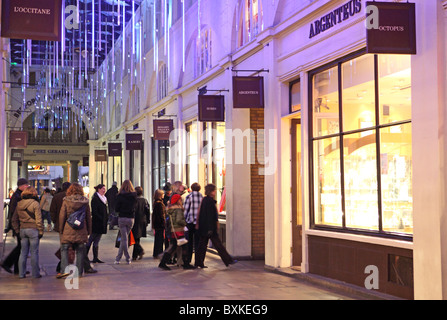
left=366, top=1, right=416, bottom=55
left=233, top=77, right=265, bottom=109
left=10, top=149, right=24, bottom=161
left=9, top=131, right=28, bottom=148
left=95, top=150, right=107, bottom=162
left=153, top=120, right=174, bottom=140
left=1, top=0, right=62, bottom=41
left=198, top=95, right=225, bottom=122
left=126, top=134, right=143, bottom=151
left=108, top=143, right=123, bottom=157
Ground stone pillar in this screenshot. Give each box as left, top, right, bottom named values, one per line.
left=21, top=161, right=29, bottom=180
left=70, top=160, right=79, bottom=184
left=63, top=164, right=69, bottom=182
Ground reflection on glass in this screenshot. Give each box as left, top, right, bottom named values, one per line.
left=313, top=138, right=342, bottom=227
left=343, top=132, right=379, bottom=230
left=291, top=80, right=301, bottom=113
left=379, top=55, right=411, bottom=125
left=313, top=66, right=339, bottom=137
left=342, top=55, right=375, bottom=132
left=380, top=123, right=412, bottom=234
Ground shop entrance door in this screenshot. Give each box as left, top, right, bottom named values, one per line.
left=291, top=119, right=302, bottom=267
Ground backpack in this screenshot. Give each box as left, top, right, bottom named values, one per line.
left=66, top=205, right=87, bottom=230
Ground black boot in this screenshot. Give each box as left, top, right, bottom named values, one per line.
left=158, top=253, right=171, bottom=270
left=92, top=246, right=104, bottom=263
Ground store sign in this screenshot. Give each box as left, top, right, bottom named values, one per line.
left=198, top=95, right=225, bottom=122
left=232, top=77, right=264, bottom=109
left=309, top=0, right=362, bottom=39
left=95, top=150, right=107, bottom=162
left=153, top=120, right=174, bottom=140
left=9, top=131, right=28, bottom=148
left=1, top=0, right=62, bottom=41
left=82, top=157, right=89, bottom=167
left=10, top=149, right=24, bottom=162
left=108, top=143, right=123, bottom=157
left=126, top=134, right=143, bottom=151
left=366, top=1, right=416, bottom=54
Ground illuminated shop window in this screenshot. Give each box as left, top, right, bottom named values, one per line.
left=186, top=121, right=199, bottom=187
left=237, top=0, right=264, bottom=48
left=310, top=52, right=412, bottom=237
left=158, top=63, right=168, bottom=101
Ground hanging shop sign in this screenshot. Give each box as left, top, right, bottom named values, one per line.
left=10, top=149, right=24, bottom=162
left=1, top=0, right=62, bottom=41
left=82, top=157, right=89, bottom=167
left=366, top=1, right=416, bottom=55
left=9, top=131, right=28, bottom=148
left=126, top=134, right=143, bottom=151
left=232, top=77, right=265, bottom=109
left=108, top=143, right=123, bottom=157
left=198, top=96, right=225, bottom=122
left=309, top=0, right=362, bottom=39
left=153, top=120, right=174, bottom=140
left=95, top=150, right=107, bottom=162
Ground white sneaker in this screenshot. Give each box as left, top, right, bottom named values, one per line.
left=114, top=260, right=120, bottom=264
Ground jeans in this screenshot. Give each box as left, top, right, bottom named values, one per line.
left=61, top=243, right=86, bottom=276
left=19, top=229, right=40, bottom=278
left=116, top=217, right=134, bottom=262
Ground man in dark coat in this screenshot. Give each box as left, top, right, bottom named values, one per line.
left=1, top=178, right=29, bottom=274
left=49, top=182, right=71, bottom=233
left=105, top=182, right=118, bottom=230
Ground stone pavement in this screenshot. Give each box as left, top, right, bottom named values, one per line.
left=0, top=229, right=372, bottom=301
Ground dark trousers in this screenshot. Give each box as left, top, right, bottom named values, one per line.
left=153, top=229, right=164, bottom=257
left=3, top=237, right=21, bottom=273
left=195, top=233, right=233, bottom=267
left=186, top=223, right=199, bottom=265
left=132, top=238, right=144, bottom=260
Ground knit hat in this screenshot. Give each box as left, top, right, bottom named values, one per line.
left=17, top=178, right=29, bottom=187
left=170, top=194, right=181, bottom=205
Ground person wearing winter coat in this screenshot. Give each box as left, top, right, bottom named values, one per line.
left=114, top=180, right=137, bottom=264
left=58, top=183, right=92, bottom=278
left=158, top=194, right=195, bottom=270
left=152, top=189, right=166, bottom=258
left=195, top=184, right=237, bottom=268
left=86, top=184, right=108, bottom=263
left=131, top=186, right=150, bottom=261
left=11, top=186, right=44, bottom=278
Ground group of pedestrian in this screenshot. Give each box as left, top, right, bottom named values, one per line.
left=153, top=181, right=237, bottom=271
left=1, top=177, right=235, bottom=279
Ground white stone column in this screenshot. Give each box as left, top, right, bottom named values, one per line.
left=412, top=0, right=447, bottom=300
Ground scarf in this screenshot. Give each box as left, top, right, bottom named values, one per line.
left=97, top=192, right=107, bottom=205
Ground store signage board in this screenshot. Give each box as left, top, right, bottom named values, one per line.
left=10, top=149, right=24, bottom=162
left=1, top=0, right=62, bottom=41
left=9, top=131, right=28, bottom=148
left=95, top=150, right=107, bottom=162
left=232, top=77, right=265, bottom=109
left=366, top=1, right=416, bottom=54
left=154, top=120, right=174, bottom=140
left=108, top=143, right=123, bottom=157
left=198, top=95, right=225, bottom=122
left=126, top=134, right=143, bottom=151
left=82, top=156, right=89, bottom=167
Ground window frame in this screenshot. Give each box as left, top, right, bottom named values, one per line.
left=308, top=49, right=413, bottom=241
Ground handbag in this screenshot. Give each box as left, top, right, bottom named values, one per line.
left=115, top=230, right=136, bottom=248
left=171, top=218, right=188, bottom=246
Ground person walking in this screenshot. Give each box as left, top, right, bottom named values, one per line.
left=11, top=186, right=44, bottom=279
left=1, top=178, right=29, bottom=274
left=158, top=194, right=195, bottom=270
left=58, top=183, right=92, bottom=278
left=40, top=188, right=53, bottom=231
left=132, top=186, right=150, bottom=261
left=105, top=182, right=119, bottom=230
left=86, top=184, right=108, bottom=263
left=195, top=184, right=237, bottom=268
left=114, top=180, right=137, bottom=264
left=152, top=189, right=166, bottom=258
left=183, top=182, right=203, bottom=266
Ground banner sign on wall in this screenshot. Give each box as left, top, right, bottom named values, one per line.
left=1, top=0, right=62, bottom=41
left=95, top=150, right=107, bottom=162
left=126, top=134, right=143, bottom=151
left=198, top=95, right=225, bottom=122
left=153, top=120, right=174, bottom=140
left=366, top=1, right=416, bottom=55
left=10, top=149, right=24, bottom=162
left=82, top=156, right=89, bottom=167
left=108, top=143, right=123, bottom=157
left=9, top=131, right=28, bottom=148
left=233, top=77, right=265, bottom=109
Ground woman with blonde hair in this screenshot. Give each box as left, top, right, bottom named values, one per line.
left=11, top=186, right=44, bottom=278
left=114, top=179, right=137, bottom=264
